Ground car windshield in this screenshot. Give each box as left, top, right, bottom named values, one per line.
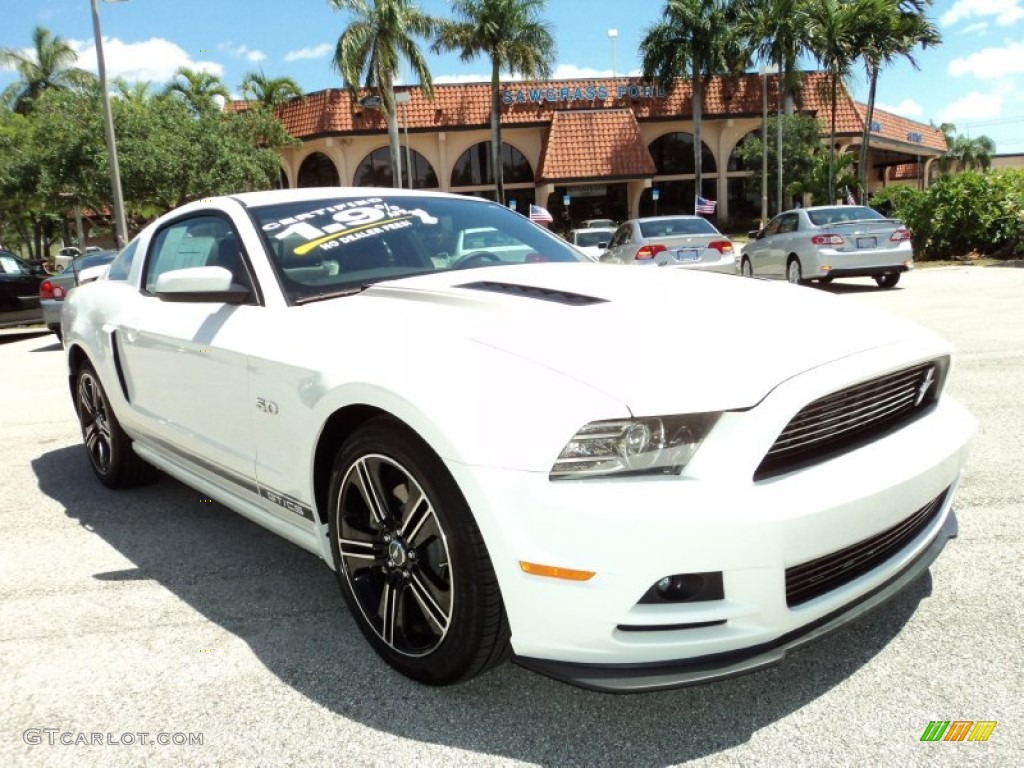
left=639, top=218, right=719, bottom=238
left=807, top=206, right=884, bottom=226
left=68, top=251, right=117, bottom=272
left=573, top=230, right=612, bottom=247
left=249, top=195, right=586, bottom=303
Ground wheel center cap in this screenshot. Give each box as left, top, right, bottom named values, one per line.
left=387, top=539, right=407, bottom=567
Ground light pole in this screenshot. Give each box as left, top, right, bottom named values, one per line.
left=394, top=91, right=412, bottom=189
left=759, top=64, right=778, bottom=228
left=90, top=0, right=129, bottom=248
left=607, top=29, right=618, bottom=78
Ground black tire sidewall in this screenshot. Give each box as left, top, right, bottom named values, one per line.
left=327, top=416, right=504, bottom=685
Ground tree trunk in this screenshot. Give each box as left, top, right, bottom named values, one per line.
left=490, top=59, right=504, bottom=205
left=858, top=64, right=879, bottom=203
left=829, top=71, right=838, bottom=203
left=386, top=88, right=402, bottom=189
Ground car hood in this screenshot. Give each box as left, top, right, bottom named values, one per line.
left=343, top=263, right=932, bottom=413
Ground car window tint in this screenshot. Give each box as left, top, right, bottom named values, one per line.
left=144, top=215, right=245, bottom=294
left=106, top=241, right=137, bottom=281
left=575, top=231, right=611, bottom=247
left=249, top=195, right=584, bottom=303
left=0, top=255, right=30, bottom=275
left=639, top=219, right=717, bottom=238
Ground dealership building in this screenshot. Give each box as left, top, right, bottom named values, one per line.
left=272, top=71, right=947, bottom=226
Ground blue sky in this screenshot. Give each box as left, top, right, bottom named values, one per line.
left=2, top=0, right=1023, bottom=152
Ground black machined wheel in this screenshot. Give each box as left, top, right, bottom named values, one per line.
left=328, top=416, right=510, bottom=685
left=75, top=362, right=157, bottom=488
left=337, top=452, right=454, bottom=656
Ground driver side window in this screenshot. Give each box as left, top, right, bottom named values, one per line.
left=144, top=215, right=251, bottom=298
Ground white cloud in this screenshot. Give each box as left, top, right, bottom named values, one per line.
left=942, top=0, right=1024, bottom=27
left=220, top=43, right=266, bottom=64
left=433, top=73, right=490, bottom=84
left=960, top=22, right=990, bottom=35
left=284, top=43, right=333, bottom=62
left=939, top=90, right=1005, bottom=123
left=71, top=37, right=223, bottom=83
left=875, top=99, right=924, bottom=117
left=948, top=42, right=1024, bottom=77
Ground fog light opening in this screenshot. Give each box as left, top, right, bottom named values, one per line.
left=639, top=571, right=724, bottom=604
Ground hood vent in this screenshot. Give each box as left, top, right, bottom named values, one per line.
left=458, top=281, right=607, bottom=306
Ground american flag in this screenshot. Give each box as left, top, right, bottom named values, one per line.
left=695, top=195, right=717, bottom=215
left=529, top=203, right=553, bottom=224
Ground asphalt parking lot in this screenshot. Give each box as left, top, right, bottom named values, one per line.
left=2, top=266, right=1021, bottom=767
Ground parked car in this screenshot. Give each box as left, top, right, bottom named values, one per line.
left=0, top=250, right=47, bottom=329
left=55, top=246, right=103, bottom=272
left=600, top=216, right=737, bottom=273
left=40, top=250, right=118, bottom=338
left=566, top=227, right=615, bottom=261
left=63, top=188, right=973, bottom=692
left=580, top=218, right=616, bottom=229
left=741, top=205, right=913, bottom=287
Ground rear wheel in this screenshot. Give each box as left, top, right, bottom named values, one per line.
left=74, top=362, right=157, bottom=488
left=328, top=416, right=510, bottom=685
left=741, top=257, right=753, bottom=277
left=786, top=257, right=804, bottom=285
left=874, top=273, right=901, bottom=289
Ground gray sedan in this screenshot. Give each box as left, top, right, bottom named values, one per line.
left=599, top=216, right=737, bottom=273
left=741, top=206, right=913, bottom=288
left=40, top=250, right=117, bottom=338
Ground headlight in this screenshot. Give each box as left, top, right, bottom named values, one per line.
left=550, top=413, right=721, bottom=480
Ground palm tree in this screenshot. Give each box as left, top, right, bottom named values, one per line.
left=805, top=0, right=862, bottom=202
left=640, top=0, right=745, bottom=206
left=163, top=67, right=231, bottom=116
left=734, top=0, right=812, bottom=213
left=936, top=123, right=996, bottom=174
left=239, top=70, right=304, bottom=109
left=434, top=0, right=555, bottom=204
left=331, top=0, right=437, bottom=189
left=114, top=78, right=154, bottom=105
left=0, top=26, right=95, bottom=114
left=856, top=0, right=940, bottom=198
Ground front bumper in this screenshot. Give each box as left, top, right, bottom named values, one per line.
left=515, top=504, right=956, bottom=692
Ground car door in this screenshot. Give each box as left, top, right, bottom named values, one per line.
left=772, top=213, right=802, bottom=275
left=602, top=223, right=634, bottom=263
left=0, top=253, right=44, bottom=327
left=744, top=217, right=781, bottom=277
left=114, top=213, right=261, bottom=493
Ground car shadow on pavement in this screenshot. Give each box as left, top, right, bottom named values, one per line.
left=33, top=445, right=931, bottom=766
left=814, top=281, right=899, bottom=295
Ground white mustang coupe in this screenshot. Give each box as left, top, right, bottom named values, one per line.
left=63, top=188, right=974, bottom=692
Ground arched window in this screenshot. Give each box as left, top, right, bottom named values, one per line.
left=727, top=130, right=763, bottom=172
left=648, top=132, right=716, bottom=175
left=278, top=167, right=290, bottom=189
left=297, top=152, right=339, bottom=187
left=450, top=141, right=533, bottom=187
left=354, top=147, right=438, bottom=189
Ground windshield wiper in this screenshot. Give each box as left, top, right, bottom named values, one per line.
left=293, top=284, right=372, bottom=304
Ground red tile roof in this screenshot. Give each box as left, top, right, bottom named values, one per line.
left=853, top=103, right=947, bottom=153
left=538, top=109, right=656, bottom=182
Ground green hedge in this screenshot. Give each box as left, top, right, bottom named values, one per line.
left=869, top=169, right=1024, bottom=260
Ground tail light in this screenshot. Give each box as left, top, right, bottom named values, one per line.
left=635, top=244, right=666, bottom=260
left=811, top=234, right=844, bottom=247
left=40, top=280, right=65, bottom=300
left=708, top=240, right=734, bottom=254
left=890, top=228, right=912, bottom=242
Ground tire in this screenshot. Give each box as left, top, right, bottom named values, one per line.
left=741, top=257, right=753, bottom=277
left=874, top=273, right=901, bottom=289
left=74, top=361, right=157, bottom=488
left=328, top=416, right=510, bottom=685
left=786, top=257, right=804, bottom=285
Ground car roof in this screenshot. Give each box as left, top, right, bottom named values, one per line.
left=225, top=186, right=470, bottom=208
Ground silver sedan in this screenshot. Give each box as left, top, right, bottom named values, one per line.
left=40, top=250, right=117, bottom=338
left=599, top=216, right=737, bottom=273
left=741, top=205, right=914, bottom=288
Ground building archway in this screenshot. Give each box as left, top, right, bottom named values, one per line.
left=297, top=152, right=339, bottom=187
left=641, top=132, right=719, bottom=217
left=450, top=141, right=534, bottom=201
left=725, top=129, right=763, bottom=223
left=354, top=146, right=439, bottom=189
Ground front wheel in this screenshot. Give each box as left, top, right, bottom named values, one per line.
left=874, top=273, right=901, bottom=289
left=74, top=361, right=157, bottom=488
left=328, top=416, right=510, bottom=685
left=786, top=257, right=804, bottom=285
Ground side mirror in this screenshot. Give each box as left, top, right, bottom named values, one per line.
left=152, top=266, right=250, bottom=304
left=597, top=241, right=609, bottom=249
left=748, top=229, right=761, bottom=240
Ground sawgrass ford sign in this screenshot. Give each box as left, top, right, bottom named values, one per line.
left=502, top=83, right=668, bottom=105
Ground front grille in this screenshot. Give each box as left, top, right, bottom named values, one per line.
left=785, top=487, right=948, bottom=607
left=755, top=360, right=944, bottom=480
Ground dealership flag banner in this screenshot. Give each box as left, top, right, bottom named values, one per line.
left=529, top=204, right=554, bottom=224
left=695, top=195, right=717, bottom=215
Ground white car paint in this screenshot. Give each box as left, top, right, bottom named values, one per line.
left=63, top=188, right=974, bottom=692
